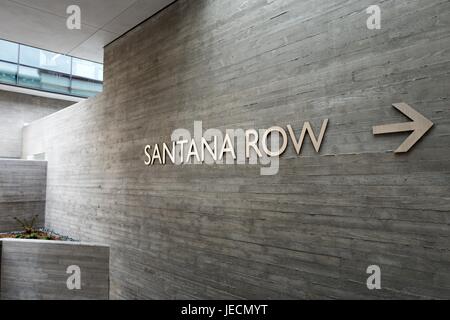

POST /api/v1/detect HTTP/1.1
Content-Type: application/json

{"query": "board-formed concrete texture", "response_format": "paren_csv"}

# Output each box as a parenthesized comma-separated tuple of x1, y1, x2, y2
(0, 239, 109, 300)
(0, 159, 46, 233)
(0, 90, 72, 159)
(22, 0, 450, 299)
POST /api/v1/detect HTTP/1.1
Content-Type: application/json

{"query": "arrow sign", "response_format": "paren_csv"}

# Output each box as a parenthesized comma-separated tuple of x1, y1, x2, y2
(373, 103, 433, 153)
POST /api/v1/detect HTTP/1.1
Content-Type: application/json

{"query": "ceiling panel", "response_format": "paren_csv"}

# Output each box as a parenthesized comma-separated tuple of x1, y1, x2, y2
(11, 0, 137, 29)
(69, 29, 117, 62)
(103, 0, 173, 35)
(0, 0, 95, 54)
(0, 0, 176, 63)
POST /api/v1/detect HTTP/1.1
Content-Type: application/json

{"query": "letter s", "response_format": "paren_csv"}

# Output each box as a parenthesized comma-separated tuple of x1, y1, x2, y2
(144, 145, 152, 165)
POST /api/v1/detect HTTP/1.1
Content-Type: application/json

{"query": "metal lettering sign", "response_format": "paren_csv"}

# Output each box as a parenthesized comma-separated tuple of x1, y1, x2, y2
(144, 120, 329, 167)
(373, 103, 433, 153)
(143, 102, 434, 175)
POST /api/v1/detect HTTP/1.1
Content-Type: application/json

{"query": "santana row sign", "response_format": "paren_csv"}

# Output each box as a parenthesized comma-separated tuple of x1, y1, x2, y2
(144, 119, 329, 176)
(143, 103, 433, 176)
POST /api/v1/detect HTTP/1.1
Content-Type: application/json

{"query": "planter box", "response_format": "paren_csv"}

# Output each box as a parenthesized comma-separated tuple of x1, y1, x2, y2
(0, 239, 109, 300)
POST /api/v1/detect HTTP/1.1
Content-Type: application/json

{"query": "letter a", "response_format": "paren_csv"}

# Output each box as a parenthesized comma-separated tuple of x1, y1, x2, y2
(66, 265, 81, 290)
(366, 265, 381, 290)
(67, 5, 81, 30)
(366, 5, 381, 30)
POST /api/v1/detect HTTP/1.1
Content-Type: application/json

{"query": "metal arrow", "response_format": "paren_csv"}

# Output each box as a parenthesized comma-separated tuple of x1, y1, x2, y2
(373, 103, 434, 153)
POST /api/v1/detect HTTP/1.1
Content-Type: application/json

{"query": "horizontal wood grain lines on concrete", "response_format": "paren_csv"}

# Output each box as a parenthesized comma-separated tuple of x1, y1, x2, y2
(0, 160, 46, 232)
(23, 0, 450, 299)
(0, 239, 109, 300)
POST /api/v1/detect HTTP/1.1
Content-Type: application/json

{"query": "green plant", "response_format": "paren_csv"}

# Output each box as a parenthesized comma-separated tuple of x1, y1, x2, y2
(13, 215, 39, 235)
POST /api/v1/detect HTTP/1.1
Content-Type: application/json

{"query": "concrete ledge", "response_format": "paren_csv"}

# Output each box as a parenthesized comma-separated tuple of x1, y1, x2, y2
(0, 239, 109, 300)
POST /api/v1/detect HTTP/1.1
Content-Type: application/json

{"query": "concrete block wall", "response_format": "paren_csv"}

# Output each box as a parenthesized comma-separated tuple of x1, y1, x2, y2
(0, 90, 73, 159)
(22, 0, 450, 299)
(0, 159, 46, 233)
(0, 239, 109, 300)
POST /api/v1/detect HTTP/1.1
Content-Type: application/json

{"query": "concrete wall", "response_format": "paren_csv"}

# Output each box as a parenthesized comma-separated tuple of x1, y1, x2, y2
(0, 90, 73, 159)
(23, 0, 450, 299)
(0, 239, 109, 300)
(0, 159, 46, 233)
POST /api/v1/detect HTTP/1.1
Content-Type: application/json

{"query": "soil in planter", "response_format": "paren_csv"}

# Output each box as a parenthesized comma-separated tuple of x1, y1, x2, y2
(0, 230, 61, 241)
(1, 216, 76, 241)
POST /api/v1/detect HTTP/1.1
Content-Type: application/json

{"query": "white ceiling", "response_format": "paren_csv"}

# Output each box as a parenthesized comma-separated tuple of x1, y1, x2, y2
(0, 0, 175, 63)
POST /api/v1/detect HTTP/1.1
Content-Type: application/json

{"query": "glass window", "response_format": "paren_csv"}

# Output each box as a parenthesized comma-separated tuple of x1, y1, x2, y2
(1, 40, 103, 98)
(71, 78, 103, 97)
(18, 66, 41, 89)
(19, 45, 71, 74)
(40, 71, 71, 94)
(0, 39, 19, 63)
(18, 66, 71, 95)
(72, 58, 103, 81)
(0, 61, 18, 84)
